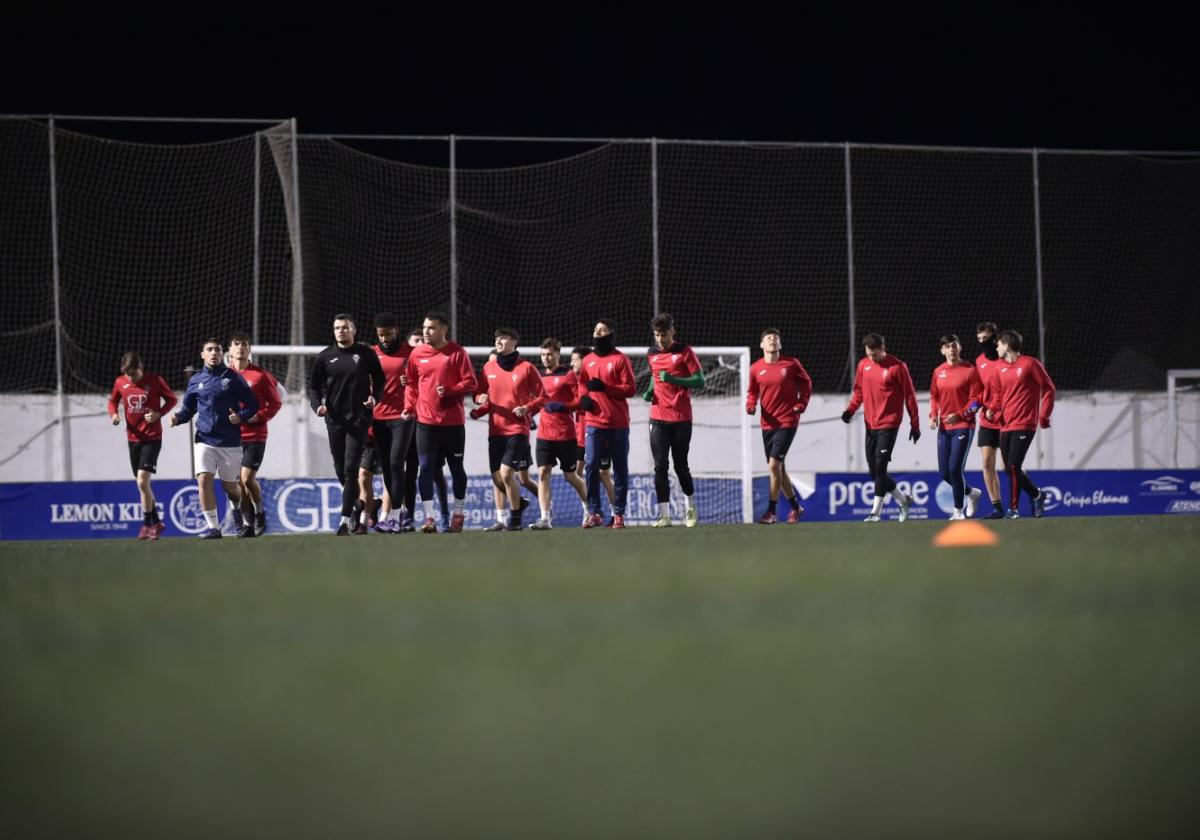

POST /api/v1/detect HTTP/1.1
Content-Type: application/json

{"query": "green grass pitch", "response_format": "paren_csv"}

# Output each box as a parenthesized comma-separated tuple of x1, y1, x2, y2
(3, 517, 1200, 838)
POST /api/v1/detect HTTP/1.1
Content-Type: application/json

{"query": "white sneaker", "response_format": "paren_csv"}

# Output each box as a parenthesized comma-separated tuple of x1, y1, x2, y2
(652, 512, 672, 528)
(898, 495, 912, 523)
(949, 510, 966, 520)
(529, 519, 553, 530)
(965, 488, 982, 518)
(863, 514, 881, 522)
(684, 506, 698, 528)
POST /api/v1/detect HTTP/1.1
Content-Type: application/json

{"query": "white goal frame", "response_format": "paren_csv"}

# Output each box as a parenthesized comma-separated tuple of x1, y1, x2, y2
(256, 344, 754, 523)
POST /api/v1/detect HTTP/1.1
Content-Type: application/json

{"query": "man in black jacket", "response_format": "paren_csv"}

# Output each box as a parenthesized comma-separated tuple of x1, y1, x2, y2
(308, 314, 386, 535)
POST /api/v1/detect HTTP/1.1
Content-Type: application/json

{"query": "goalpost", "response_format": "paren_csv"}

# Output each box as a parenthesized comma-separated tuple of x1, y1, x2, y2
(254, 344, 754, 524)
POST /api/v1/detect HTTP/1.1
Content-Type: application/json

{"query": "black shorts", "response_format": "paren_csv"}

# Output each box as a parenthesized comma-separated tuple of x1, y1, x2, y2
(537, 438, 577, 471)
(128, 441, 161, 476)
(489, 435, 532, 473)
(360, 441, 380, 473)
(577, 444, 610, 470)
(241, 441, 266, 471)
(977, 426, 1001, 448)
(762, 427, 798, 462)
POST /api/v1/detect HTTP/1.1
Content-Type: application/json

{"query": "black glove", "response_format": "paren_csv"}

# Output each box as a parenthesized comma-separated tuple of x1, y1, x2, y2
(585, 378, 606, 392)
(578, 395, 598, 414)
(529, 418, 537, 431)
(841, 411, 853, 424)
(545, 401, 565, 413)
(909, 426, 921, 444)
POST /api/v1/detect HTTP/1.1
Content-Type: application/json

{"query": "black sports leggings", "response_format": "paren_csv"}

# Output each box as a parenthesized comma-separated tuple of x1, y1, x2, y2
(327, 422, 369, 517)
(999, 430, 1039, 509)
(649, 420, 694, 503)
(864, 428, 899, 497)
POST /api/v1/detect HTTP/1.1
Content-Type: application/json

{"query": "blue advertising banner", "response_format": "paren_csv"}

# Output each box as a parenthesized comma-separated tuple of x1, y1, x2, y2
(2, 470, 1198, 540)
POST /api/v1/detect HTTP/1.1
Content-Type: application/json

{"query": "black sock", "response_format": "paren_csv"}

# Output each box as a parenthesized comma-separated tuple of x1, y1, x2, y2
(993, 501, 1003, 512)
(232, 508, 244, 528)
(786, 495, 800, 510)
(767, 499, 777, 515)
(351, 499, 365, 526)
(143, 510, 154, 526)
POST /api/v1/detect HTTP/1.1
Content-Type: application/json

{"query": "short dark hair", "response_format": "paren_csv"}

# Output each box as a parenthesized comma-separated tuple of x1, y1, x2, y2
(996, 329, 1023, 353)
(572, 345, 593, 358)
(862, 333, 885, 350)
(651, 313, 674, 332)
(424, 311, 450, 328)
(333, 314, 355, 329)
(227, 332, 250, 346)
(541, 337, 561, 351)
(939, 334, 960, 347)
(494, 326, 519, 342)
(374, 312, 399, 329)
(760, 327, 780, 340)
(120, 351, 142, 374)
(202, 337, 223, 350)
(975, 321, 998, 336)
(407, 326, 422, 338)
(596, 318, 615, 333)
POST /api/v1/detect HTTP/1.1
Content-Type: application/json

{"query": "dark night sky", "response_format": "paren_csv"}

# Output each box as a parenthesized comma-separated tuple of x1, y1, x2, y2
(6, 8, 1198, 154)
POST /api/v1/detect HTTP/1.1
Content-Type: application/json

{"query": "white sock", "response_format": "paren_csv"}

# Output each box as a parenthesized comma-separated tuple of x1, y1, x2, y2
(422, 500, 434, 519)
(685, 494, 694, 508)
(890, 489, 909, 506)
(203, 509, 219, 529)
(954, 507, 964, 515)
(453, 498, 465, 515)
(871, 496, 884, 515)
(496, 508, 508, 524)
(340, 515, 351, 527)
(658, 502, 669, 517)
(581, 499, 590, 515)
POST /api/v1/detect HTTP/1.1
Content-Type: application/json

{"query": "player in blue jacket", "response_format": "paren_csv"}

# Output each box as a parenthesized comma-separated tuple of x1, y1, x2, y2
(170, 337, 260, 539)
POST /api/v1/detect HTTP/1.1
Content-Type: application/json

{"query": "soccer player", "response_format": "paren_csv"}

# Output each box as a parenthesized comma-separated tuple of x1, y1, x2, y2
(974, 321, 1005, 519)
(169, 338, 260, 539)
(985, 329, 1056, 519)
(108, 351, 177, 540)
(227, 334, 281, 537)
(307, 314, 386, 536)
(529, 338, 589, 529)
(406, 326, 448, 530)
(644, 313, 705, 527)
(578, 320, 637, 529)
(474, 328, 546, 531)
(370, 313, 416, 533)
(571, 345, 614, 524)
(841, 333, 920, 522)
(402, 311, 477, 533)
(929, 334, 985, 520)
(745, 328, 813, 524)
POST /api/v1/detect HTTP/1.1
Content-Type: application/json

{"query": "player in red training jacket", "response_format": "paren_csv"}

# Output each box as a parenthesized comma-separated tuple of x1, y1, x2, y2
(984, 329, 1056, 519)
(842, 333, 920, 522)
(528, 337, 589, 530)
(644, 313, 705, 528)
(108, 351, 177, 540)
(368, 313, 416, 534)
(973, 320, 1006, 519)
(228, 334, 282, 537)
(578, 319, 637, 529)
(745, 327, 813, 524)
(473, 327, 546, 531)
(402, 310, 478, 533)
(928, 334, 984, 520)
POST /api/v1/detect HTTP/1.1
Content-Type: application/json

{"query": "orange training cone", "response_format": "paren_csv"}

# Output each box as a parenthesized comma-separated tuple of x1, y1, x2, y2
(932, 521, 1000, 547)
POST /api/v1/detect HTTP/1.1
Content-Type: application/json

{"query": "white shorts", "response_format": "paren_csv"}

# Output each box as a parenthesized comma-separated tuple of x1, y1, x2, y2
(194, 443, 242, 482)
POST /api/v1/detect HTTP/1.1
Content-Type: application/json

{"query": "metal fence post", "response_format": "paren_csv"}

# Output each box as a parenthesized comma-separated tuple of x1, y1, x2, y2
(651, 137, 660, 317)
(843, 141, 858, 472)
(252, 131, 262, 344)
(1032, 148, 1050, 467)
(449, 134, 458, 342)
(48, 115, 71, 481)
